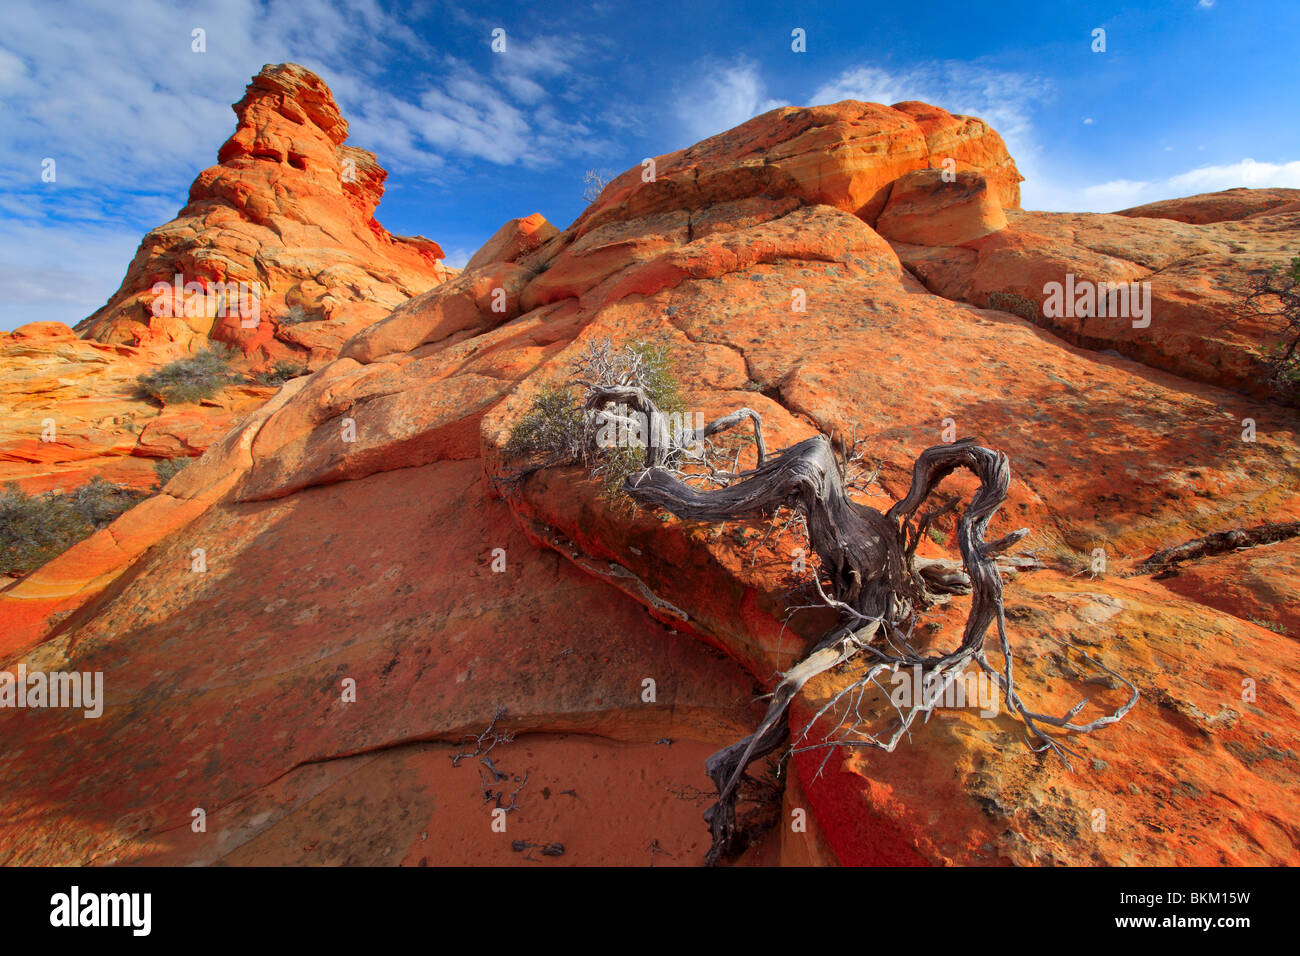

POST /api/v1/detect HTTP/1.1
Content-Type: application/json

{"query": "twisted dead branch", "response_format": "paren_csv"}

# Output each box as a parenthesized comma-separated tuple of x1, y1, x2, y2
(503, 340, 1138, 865)
(1133, 521, 1300, 577)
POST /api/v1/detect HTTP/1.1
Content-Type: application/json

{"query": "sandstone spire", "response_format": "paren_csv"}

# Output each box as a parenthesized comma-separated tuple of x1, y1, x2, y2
(77, 63, 453, 365)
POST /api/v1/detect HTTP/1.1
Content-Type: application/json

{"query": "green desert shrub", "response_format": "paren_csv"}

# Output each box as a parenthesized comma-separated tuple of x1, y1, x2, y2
(250, 359, 309, 387)
(276, 304, 318, 326)
(593, 444, 646, 500)
(0, 478, 147, 576)
(623, 339, 686, 416)
(136, 344, 238, 404)
(504, 385, 584, 463)
(504, 338, 686, 500)
(152, 457, 190, 488)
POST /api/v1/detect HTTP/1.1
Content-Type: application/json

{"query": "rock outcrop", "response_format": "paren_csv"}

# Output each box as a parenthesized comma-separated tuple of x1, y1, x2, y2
(76, 64, 453, 366)
(1117, 187, 1300, 225)
(2, 87, 1297, 866)
(876, 168, 1008, 246)
(0, 321, 272, 495)
(1, 64, 453, 506)
(889, 181, 1300, 398)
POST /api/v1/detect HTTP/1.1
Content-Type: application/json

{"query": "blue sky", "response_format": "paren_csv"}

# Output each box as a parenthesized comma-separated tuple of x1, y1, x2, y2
(1, 0, 1297, 331)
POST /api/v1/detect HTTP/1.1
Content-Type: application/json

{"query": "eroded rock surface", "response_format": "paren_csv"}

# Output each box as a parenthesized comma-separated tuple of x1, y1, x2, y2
(891, 182, 1299, 398)
(77, 63, 453, 365)
(0, 321, 273, 497)
(2, 83, 1297, 866)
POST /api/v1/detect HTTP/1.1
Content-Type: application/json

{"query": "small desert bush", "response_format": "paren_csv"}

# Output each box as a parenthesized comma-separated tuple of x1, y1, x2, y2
(0, 478, 147, 575)
(1240, 254, 1300, 401)
(504, 385, 585, 463)
(136, 345, 238, 404)
(277, 304, 318, 326)
(593, 444, 647, 500)
(504, 338, 686, 500)
(618, 339, 686, 416)
(152, 457, 190, 488)
(250, 360, 308, 387)
(988, 291, 1040, 323)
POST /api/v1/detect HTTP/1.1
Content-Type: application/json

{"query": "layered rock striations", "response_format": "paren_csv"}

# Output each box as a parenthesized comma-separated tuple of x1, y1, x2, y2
(1, 64, 453, 503)
(2, 80, 1297, 866)
(76, 63, 453, 365)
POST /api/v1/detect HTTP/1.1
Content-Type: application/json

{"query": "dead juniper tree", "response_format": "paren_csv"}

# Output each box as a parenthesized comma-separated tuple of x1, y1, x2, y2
(503, 338, 1138, 865)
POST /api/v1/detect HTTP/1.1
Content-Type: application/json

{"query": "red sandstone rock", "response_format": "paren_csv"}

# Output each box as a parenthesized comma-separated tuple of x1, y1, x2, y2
(0, 322, 268, 497)
(2, 80, 1297, 868)
(572, 100, 1021, 239)
(890, 201, 1300, 397)
(465, 213, 561, 271)
(75, 63, 453, 365)
(875, 168, 1008, 246)
(1116, 187, 1300, 224)
(0, 64, 454, 502)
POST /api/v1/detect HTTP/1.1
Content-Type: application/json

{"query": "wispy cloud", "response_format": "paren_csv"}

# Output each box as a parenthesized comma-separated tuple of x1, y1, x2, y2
(0, 0, 610, 327)
(1080, 159, 1300, 211)
(0, 0, 420, 204)
(0, 222, 143, 327)
(441, 247, 473, 270)
(347, 47, 609, 172)
(673, 58, 788, 145)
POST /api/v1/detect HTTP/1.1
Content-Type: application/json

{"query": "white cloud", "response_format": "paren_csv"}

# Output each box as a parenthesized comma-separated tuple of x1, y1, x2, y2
(0, 222, 143, 329)
(0, 1, 601, 193)
(674, 59, 788, 144)
(441, 248, 473, 270)
(346, 56, 607, 172)
(0, 0, 608, 329)
(1168, 158, 1300, 191)
(1077, 179, 1156, 210)
(1075, 159, 1300, 212)
(0, 0, 424, 202)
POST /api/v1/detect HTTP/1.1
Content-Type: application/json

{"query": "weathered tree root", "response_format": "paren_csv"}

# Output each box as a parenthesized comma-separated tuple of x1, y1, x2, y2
(596, 393, 1136, 864)
(506, 345, 1138, 865)
(1133, 521, 1300, 577)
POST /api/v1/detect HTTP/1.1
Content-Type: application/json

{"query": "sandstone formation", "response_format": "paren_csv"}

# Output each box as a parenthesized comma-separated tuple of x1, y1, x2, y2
(76, 63, 454, 367)
(1117, 187, 1300, 225)
(889, 181, 1300, 398)
(875, 168, 1008, 246)
(1, 64, 452, 511)
(2, 82, 1297, 866)
(0, 321, 272, 496)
